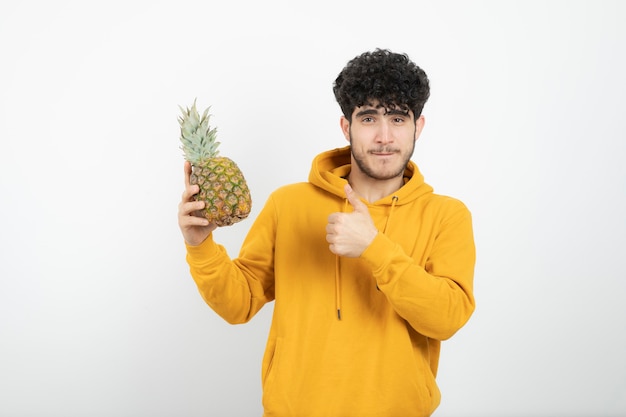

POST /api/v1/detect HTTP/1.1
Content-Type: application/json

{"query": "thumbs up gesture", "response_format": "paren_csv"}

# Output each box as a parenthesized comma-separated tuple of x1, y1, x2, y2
(326, 184, 378, 257)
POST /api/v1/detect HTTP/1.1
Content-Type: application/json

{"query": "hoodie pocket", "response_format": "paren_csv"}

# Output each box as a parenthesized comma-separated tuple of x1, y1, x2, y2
(262, 336, 284, 395)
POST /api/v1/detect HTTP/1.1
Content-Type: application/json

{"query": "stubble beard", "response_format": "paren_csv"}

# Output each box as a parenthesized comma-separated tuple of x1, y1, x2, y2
(349, 133, 415, 181)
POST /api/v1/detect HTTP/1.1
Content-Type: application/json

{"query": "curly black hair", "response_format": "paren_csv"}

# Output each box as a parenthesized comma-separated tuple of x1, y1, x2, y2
(333, 49, 430, 120)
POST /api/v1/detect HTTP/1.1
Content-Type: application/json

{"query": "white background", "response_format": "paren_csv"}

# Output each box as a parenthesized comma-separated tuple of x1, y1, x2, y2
(1, 1, 625, 416)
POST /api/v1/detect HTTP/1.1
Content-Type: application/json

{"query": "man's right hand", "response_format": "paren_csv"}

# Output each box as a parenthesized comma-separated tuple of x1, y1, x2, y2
(178, 161, 217, 246)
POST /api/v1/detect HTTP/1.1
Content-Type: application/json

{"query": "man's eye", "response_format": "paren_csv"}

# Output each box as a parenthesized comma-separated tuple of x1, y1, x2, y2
(363, 117, 374, 122)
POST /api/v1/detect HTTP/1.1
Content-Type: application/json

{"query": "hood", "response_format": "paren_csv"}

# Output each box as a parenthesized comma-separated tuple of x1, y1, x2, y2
(308, 146, 434, 204)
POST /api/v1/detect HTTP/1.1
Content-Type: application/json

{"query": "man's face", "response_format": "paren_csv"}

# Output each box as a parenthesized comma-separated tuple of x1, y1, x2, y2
(341, 103, 425, 181)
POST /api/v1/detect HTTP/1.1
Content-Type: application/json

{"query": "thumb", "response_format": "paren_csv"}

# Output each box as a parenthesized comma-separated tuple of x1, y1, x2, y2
(344, 184, 367, 212)
(184, 161, 192, 188)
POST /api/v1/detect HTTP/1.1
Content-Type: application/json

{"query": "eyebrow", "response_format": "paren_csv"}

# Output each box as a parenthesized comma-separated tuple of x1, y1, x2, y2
(384, 109, 410, 117)
(355, 108, 410, 117)
(355, 109, 379, 117)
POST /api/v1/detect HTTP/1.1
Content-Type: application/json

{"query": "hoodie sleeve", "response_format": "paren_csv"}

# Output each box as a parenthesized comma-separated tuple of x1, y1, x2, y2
(185, 196, 277, 325)
(360, 200, 476, 340)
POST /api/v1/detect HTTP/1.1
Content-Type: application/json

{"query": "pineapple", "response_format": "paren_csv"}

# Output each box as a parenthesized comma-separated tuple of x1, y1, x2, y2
(178, 99, 251, 226)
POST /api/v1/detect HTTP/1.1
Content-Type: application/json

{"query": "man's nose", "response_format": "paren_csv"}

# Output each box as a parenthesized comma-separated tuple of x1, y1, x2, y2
(376, 120, 393, 144)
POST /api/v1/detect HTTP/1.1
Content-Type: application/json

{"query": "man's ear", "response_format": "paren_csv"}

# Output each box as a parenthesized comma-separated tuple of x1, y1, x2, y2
(340, 116, 351, 142)
(414, 115, 425, 142)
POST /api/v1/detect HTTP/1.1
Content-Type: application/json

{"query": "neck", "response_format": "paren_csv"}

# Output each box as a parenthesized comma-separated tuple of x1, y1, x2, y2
(346, 171, 404, 203)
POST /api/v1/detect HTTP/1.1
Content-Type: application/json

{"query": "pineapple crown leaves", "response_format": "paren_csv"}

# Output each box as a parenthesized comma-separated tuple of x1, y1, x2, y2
(178, 99, 220, 164)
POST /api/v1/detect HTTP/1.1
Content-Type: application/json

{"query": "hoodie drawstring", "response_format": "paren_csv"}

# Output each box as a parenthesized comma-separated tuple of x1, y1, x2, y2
(334, 195, 399, 320)
(335, 198, 350, 320)
(383, 195, 399, 234)
(335, 255, 342, 320)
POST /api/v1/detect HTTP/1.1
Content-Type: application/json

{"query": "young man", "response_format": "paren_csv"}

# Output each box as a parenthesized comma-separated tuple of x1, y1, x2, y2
(178, 49, 476, 417)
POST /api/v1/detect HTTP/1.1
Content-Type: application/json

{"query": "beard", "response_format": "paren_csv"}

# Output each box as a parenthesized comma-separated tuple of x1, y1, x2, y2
(349, 132, 415, 181)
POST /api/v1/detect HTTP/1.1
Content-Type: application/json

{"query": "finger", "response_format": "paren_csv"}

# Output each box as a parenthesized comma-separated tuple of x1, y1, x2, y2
(180, 200, 205, 217)
(344, 184, 367, 212)
(328, 243, 338, 255)
(178, 204, 202, 226)
(184, 161, 192, 188)
(180, 215, 210, 229)
(181, 184, 200, 202)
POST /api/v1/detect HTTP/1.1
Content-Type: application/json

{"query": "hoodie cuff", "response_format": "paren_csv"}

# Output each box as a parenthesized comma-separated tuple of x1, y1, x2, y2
(361, 232, 397, 281)
(185, 234, 217, 261)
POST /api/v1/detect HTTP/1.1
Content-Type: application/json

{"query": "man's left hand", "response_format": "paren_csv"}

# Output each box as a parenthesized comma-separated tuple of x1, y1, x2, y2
(326, 184, 378, 257)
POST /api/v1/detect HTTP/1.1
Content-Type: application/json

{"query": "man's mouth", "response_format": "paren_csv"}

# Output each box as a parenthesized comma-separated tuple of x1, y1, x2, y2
(369, 148, 399, 156)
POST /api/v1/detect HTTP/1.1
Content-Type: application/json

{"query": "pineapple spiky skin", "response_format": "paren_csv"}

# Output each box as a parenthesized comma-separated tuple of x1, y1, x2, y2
(179, 100, 252, 226)
(190, 157, 251, 226)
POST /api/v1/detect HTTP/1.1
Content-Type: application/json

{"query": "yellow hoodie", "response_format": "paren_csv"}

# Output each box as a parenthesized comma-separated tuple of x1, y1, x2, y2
(185, 146, 476, 417)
